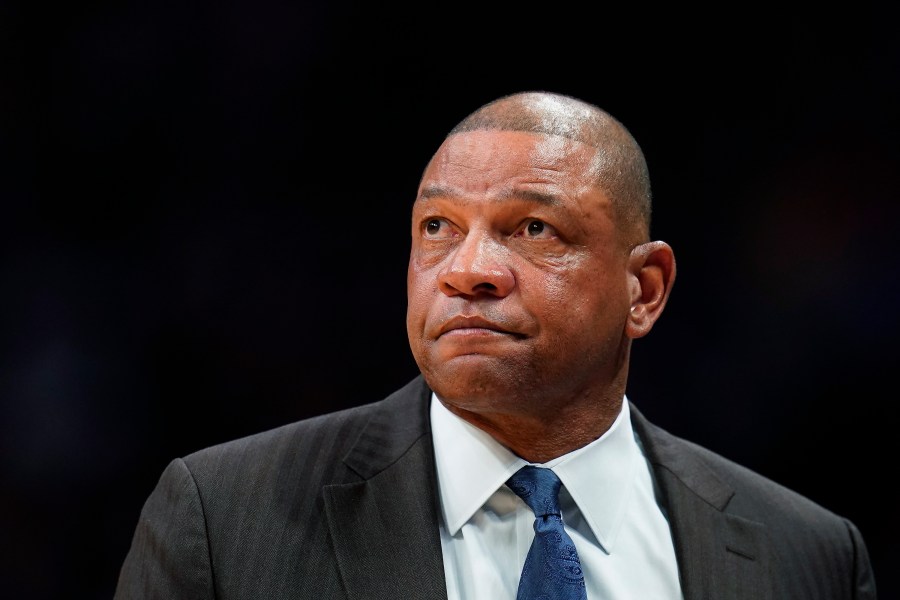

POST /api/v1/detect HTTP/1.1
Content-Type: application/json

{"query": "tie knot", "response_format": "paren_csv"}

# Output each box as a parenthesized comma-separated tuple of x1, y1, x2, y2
(506, 466, 562, 517)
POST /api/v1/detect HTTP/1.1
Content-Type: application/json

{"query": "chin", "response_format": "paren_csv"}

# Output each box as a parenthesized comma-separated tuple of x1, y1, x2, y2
(422, 358, 521, 408)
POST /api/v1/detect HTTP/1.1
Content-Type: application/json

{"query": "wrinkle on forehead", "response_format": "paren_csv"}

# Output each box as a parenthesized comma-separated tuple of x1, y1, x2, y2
(418, 184, 564, 207)
(438, 130, 601, 179)
(418, 131, 606, 209)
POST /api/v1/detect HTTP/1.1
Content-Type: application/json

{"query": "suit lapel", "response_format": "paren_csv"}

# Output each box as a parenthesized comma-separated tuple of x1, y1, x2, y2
(630, 405, 772, 600)
(322, 384, 772, 599)
(322, 377, 447, 600)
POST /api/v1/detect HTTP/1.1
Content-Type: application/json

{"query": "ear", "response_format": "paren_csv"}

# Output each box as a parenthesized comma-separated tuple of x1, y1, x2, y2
(626, 241, 676, 339)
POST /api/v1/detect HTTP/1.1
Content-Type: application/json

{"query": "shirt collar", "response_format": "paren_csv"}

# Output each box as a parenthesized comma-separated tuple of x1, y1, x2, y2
(430, 393, 640, 552)
(430, 394, 527, 535)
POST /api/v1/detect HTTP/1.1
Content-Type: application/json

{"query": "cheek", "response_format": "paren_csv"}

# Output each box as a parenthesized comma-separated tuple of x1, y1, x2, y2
(536, 274, 572, 320)
(531, 255, 599, 314)
(533, 263, 627, 333)
(406, 259, 436, 323)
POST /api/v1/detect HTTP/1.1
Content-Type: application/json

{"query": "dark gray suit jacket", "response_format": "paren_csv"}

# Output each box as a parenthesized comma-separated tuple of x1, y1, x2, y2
(114, 376, 877, 599)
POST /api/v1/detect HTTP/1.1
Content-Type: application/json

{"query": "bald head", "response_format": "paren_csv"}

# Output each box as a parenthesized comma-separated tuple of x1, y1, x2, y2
(446, 91, 652, 246)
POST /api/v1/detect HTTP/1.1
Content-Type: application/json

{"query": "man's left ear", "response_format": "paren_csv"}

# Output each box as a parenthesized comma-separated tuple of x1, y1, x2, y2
(626, 241, 676, 339)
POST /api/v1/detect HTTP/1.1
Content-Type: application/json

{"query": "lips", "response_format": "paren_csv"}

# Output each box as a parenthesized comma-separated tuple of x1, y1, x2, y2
(436, 315, 524, 338)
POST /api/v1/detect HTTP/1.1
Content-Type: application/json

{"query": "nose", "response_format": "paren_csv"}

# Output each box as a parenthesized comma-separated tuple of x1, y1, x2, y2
(438, 232, 515, 298)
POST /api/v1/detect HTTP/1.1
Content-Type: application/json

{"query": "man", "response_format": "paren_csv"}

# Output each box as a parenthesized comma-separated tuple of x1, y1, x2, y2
(115, 91, 877, 599)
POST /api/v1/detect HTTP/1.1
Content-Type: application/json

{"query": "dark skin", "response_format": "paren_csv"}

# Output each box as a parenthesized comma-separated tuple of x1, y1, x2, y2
(406, 127, 675, 463)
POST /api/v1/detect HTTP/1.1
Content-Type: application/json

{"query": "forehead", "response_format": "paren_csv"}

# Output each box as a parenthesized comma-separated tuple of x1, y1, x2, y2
(419, 130, 602, 199)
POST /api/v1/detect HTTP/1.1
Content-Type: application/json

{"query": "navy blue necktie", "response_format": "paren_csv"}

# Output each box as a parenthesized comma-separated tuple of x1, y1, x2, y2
(506, 466, 588, 600)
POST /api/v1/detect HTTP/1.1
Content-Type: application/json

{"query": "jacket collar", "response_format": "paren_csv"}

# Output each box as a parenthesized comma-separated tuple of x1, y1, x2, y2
(630, 403, 772, 600)
(322, 376, 448, 600)
(322, 378, 772, 600)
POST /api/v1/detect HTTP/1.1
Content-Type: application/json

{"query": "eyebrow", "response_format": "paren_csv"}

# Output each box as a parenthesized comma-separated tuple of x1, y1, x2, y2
(417, 185, 562, 206)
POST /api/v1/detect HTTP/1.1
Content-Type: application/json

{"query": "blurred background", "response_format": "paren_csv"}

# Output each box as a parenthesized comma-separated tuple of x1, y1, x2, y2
(2, 2, 898, 598)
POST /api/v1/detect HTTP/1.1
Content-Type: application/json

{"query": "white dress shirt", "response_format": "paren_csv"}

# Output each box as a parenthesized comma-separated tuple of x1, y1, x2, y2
(430, 393, 683, 600)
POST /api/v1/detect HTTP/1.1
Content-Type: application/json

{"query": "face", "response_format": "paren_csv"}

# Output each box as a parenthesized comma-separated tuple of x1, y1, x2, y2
(406, 130, 636, 416)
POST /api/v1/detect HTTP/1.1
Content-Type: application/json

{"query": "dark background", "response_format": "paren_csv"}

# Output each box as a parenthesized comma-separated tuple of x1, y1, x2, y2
(3, 3, 898, 598)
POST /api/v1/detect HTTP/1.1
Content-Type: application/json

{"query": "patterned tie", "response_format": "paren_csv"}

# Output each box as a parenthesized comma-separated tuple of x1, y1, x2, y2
(506, 466, 588, 600)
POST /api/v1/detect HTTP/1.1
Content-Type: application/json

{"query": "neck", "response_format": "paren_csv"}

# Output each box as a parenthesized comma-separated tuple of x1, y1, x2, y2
(440, 391, 624, 463)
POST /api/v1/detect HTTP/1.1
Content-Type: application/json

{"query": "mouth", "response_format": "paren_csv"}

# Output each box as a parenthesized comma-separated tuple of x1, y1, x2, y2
(437, 315, 526, 339)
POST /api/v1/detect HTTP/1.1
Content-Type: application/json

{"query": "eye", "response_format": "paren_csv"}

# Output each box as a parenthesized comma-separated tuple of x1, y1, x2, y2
(517, 219, 557, 239)
(422, 217, 454, 238)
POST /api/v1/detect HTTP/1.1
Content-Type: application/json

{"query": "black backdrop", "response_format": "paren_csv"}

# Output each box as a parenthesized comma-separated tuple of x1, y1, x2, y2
(3, 3, 899, 599)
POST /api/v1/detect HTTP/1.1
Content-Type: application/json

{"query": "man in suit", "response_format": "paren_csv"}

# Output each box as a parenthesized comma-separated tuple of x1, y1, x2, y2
(115, 91, 877, 599)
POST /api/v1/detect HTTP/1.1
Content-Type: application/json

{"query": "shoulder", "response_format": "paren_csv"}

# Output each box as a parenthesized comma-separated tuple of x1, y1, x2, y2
(179, 375, 431, 490)
(183, 398, 378, 470)
(675, 433, 844, 526)
(632, 406, 876, 597)
(630, 403, 851, 530)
